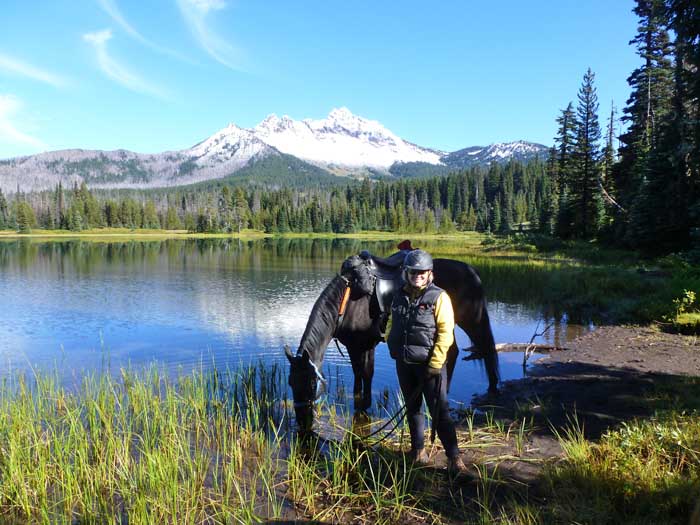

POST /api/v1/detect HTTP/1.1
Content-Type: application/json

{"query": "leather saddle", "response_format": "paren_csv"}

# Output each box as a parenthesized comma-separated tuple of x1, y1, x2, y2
(357, 249, 408, 314)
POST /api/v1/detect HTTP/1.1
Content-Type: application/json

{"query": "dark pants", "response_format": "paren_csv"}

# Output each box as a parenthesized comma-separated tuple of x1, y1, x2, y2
(395, 359, 459, 458)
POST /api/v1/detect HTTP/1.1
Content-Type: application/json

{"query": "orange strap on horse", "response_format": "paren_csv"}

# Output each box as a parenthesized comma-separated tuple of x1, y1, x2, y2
(338, 286, 351, 316)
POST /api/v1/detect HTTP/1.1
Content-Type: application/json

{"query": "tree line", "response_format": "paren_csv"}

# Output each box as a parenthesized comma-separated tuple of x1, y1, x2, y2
(0, 161, 551, 235)
(1, 0, 697, 253)
(546, 0, 698, 253)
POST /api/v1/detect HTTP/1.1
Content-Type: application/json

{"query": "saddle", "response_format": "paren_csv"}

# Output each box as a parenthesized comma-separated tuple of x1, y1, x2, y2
(357, 249, 408, 314)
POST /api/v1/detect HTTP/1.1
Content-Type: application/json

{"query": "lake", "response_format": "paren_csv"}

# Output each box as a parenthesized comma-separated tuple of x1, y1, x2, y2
(0, 237, 591, 409)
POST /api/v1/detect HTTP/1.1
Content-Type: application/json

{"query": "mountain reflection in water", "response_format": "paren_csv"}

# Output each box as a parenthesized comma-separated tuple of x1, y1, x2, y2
(0, 238, 592, 404)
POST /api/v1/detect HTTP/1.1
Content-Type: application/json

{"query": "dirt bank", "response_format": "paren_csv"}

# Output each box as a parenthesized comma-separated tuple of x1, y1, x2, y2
(485, 326, 700, 436)
(434, 326, 700, 487)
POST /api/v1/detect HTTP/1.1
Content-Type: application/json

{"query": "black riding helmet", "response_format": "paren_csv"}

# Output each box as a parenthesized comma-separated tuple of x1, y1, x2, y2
(403, 249, 433, 271)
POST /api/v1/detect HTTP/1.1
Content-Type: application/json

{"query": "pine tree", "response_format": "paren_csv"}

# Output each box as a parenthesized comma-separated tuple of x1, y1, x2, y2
(14, 201, 35, 233)
(142, 200, 160, 229)
(617, 0, 675, 246)
(666, 0, 700, 250)
(165, 207, 182, 230)
(0, 188, 7, 229)
(232, 188, 250, 233)
(554, 103, 577, 237)
(569, 68, 603, 238)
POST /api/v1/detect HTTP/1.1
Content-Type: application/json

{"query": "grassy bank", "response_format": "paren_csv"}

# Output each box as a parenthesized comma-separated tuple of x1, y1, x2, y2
(2, 364, 698, 524)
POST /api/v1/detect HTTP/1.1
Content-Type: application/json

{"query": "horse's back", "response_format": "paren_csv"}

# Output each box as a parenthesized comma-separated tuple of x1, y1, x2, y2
(432, 258, 484, 300)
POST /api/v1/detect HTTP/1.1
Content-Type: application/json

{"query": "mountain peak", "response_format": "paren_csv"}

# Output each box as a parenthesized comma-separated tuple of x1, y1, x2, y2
(326, 106, 359, 125)
(0, 107, 548, 194)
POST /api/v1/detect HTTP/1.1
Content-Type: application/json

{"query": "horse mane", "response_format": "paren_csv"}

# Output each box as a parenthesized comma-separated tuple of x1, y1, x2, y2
(297, 274, 347, 365)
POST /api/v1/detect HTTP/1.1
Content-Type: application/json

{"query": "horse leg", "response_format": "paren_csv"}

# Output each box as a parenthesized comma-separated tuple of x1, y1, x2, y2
(349, 351, 365, 411)
(361, 347, 375, 411)
(445, 337, 458, 393)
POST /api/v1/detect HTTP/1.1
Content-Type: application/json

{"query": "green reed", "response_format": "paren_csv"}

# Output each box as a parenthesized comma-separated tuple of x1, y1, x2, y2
(0, 363, 290, 523)
(3, 361, 696, 524)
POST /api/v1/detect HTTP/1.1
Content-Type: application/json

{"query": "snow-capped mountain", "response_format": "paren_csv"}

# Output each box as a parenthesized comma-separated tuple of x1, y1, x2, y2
(253, 107, 442, 168)
(0, 108, 548, 193)
(442, 141, 548, 168)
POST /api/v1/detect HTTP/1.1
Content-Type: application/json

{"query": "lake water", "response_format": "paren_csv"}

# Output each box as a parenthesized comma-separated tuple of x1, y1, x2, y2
(0, 238, 591, 408)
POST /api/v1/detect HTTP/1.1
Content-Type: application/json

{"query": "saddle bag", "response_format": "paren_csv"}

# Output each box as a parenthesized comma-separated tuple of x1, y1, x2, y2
(341, 255, 375, 296)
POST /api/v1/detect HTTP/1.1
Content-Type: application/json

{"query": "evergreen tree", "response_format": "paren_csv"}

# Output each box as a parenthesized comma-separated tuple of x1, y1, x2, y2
(14, 201, 36, 233)
(232, 188, 250, 232)
(554, 103, 577, 237)
(617, 0, 675, 246)
(165, 207, 182, 230)
(0, 189, 7, 229)
(142, 200, 160, 229)
(67, 203, 84, 231)
(666, 0, 700, 250)
(55, 182, 65, 229)
(569, 68, 603, 238)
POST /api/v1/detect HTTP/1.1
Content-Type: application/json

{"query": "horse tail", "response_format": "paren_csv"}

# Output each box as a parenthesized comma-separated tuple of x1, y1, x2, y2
(456, 273, 499, 390)
(473, 301, 500, 391)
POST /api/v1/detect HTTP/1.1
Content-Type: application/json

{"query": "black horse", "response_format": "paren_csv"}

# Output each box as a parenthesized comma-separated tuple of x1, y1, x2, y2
(285, 252, 499, 431)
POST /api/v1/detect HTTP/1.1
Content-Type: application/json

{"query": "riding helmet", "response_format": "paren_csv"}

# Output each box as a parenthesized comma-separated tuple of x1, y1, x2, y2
(403, 249, 433, 271)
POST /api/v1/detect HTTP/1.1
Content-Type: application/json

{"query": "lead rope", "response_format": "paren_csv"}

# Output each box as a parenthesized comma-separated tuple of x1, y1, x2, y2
(350, 380, 424, 447)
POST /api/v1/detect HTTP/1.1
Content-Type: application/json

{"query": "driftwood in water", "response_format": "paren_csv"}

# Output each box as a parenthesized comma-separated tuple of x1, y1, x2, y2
(462, 343, 566, 363)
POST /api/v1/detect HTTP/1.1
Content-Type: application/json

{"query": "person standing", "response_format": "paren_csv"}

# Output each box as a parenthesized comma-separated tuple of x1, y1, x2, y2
(386, 249, 467, 474)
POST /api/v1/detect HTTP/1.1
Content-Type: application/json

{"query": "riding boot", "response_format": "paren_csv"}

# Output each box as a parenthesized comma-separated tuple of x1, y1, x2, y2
(409, 448, 430, 466)
(447, 454, 468, 476)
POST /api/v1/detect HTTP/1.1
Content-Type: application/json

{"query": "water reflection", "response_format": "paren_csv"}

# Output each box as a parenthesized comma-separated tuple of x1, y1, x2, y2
(0, 238, 591, 403)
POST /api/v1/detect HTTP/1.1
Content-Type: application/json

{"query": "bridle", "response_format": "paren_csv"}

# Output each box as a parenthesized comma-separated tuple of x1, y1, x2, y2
(292, 353, 327, 409)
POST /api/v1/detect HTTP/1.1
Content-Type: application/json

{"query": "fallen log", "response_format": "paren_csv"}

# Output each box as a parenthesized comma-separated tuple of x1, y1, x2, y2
(463, 343, 566, 354)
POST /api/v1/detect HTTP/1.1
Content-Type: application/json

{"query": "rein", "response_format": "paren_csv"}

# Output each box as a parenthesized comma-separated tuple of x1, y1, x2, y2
(350, 381, 426, 447)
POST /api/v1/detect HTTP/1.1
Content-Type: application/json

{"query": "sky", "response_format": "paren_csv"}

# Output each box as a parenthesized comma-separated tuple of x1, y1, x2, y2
(0, 0, 641, 159)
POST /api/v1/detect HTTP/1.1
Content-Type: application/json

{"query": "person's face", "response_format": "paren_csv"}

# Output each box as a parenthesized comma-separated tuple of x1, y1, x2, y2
(407, 268, 431, 287)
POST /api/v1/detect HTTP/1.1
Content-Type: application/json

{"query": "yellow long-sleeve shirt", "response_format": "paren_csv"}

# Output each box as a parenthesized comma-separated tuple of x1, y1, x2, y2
(385, 285, 455, 370)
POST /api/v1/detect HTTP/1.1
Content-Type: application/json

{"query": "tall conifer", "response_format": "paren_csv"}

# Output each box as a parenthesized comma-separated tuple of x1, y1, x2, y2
(570, 68, 603, 238)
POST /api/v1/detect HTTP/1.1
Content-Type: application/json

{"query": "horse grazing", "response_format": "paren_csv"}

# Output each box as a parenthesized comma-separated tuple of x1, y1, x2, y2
(285, 250, 499, 431)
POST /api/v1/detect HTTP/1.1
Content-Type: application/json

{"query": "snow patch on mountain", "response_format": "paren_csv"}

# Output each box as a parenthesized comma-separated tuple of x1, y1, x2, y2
(0, 108, 549, 193)
(441, 140, 547, 168)
(252, 107, 442, 168)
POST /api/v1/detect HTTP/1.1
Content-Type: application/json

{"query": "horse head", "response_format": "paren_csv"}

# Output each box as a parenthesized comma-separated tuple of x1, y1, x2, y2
(285, 344, 326, 432)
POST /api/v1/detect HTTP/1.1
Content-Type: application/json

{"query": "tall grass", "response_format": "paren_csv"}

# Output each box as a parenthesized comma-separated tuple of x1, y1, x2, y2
(542, 410, 700, 524)
(3, 362, 699, 524)
(0, 362, 550, 524)
(0, 363, 290, 524)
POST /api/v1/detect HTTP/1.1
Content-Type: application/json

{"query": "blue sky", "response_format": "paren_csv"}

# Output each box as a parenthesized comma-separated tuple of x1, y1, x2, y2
(0, 0, 640, 159)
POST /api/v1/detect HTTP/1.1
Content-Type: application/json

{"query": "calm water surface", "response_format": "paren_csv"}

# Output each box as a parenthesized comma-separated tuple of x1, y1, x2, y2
(0, 238, 591, 407)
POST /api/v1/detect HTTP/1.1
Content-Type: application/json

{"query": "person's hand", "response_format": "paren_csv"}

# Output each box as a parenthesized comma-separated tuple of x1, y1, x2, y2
(425, 366, 441, 379)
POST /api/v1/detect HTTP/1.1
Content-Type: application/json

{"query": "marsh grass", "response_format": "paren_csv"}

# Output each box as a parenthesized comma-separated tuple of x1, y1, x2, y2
(0, 363, 291, 524)
(0, 360, 547, 524)
(542, 418, 700, 524)
(2, 363, 699, 524)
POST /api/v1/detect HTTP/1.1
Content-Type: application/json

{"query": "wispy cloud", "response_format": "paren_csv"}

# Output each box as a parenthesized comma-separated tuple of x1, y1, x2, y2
(83, 29, 170, 100)
(0, 53, 68, 88)
(0, 95, 46, 153)
(176, 0, 244, 71)
(96, 0, 193, 63)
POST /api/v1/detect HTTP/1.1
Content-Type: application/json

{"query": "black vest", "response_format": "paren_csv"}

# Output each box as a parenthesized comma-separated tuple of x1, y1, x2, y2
(387, 283, 443, 364)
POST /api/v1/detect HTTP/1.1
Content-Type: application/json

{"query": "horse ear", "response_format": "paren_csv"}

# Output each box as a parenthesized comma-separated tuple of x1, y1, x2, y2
(284, 344, 294, 363)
